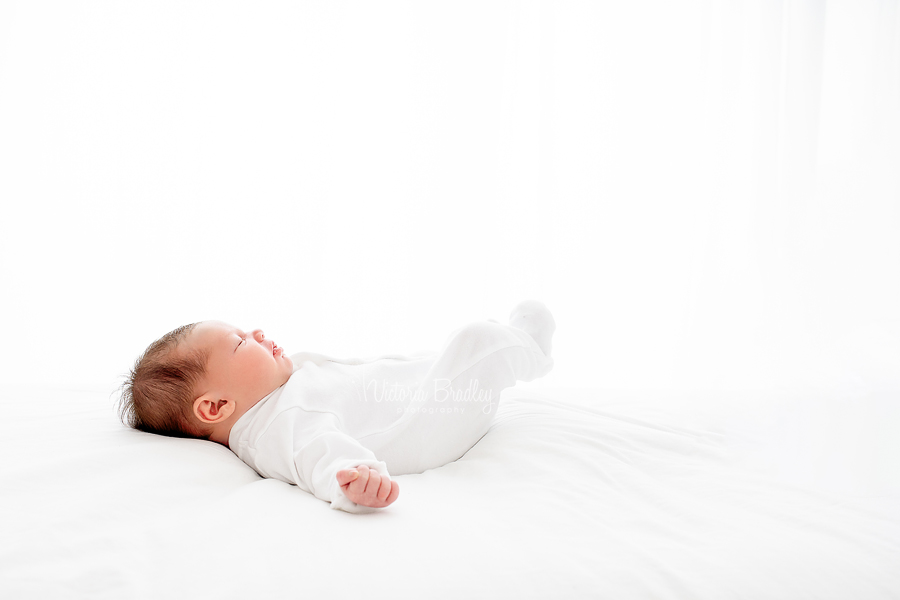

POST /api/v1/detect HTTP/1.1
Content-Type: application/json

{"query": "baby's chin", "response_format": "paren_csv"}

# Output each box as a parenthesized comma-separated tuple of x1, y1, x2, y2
(281, 356, 295, 379)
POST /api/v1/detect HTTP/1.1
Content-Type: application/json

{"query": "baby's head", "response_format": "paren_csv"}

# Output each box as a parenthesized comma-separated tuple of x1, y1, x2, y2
(119, 321, 294, 444)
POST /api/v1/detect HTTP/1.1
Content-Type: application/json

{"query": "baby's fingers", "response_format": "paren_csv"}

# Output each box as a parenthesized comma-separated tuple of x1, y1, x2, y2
(383, 480, 400, 506)
(348, 465, 370, 496)
(364, 469, 383, 497)
(361, 474, 399, 508)
(336, 468, 360, 487)
(375, 475, 393, 502)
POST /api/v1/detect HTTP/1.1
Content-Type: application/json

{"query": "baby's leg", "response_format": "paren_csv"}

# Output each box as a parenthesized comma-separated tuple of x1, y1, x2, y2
(426, 319, 554, 402)
(431, 301, 555, 412)
(383, 305, 555, 473)
(508, 299, 556, 356)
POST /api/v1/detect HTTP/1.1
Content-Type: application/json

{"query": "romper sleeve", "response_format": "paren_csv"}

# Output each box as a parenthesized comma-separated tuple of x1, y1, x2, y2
(292, 429, 391, 514)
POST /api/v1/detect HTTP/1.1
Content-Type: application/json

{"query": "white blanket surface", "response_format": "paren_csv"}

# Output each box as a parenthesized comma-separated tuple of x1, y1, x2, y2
(1, 384, 897, 599)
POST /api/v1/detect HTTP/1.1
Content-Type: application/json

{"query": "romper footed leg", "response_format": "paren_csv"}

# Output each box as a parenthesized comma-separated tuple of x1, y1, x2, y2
(382, 303, 555, 473)
(508, 299, 556, 357)
(428, 318, 554, 397)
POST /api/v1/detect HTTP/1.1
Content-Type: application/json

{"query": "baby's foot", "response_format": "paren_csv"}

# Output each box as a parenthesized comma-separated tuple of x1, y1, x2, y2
(508, 300, 556, 356)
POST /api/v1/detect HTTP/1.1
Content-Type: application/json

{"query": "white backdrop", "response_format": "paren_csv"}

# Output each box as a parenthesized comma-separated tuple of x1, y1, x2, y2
(0, 0, 898, 393)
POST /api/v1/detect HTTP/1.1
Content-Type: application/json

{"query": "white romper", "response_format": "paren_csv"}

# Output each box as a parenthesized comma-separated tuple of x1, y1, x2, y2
(228, 319, 553, 513)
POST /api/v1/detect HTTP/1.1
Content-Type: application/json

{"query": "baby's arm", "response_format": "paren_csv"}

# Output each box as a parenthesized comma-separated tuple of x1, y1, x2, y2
(291, 429, 393, 513)
(256, 410, 394, 513)
(336, 465, 400, 508)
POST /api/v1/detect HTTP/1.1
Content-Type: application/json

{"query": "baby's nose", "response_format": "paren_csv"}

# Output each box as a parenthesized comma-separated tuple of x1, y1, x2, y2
(253, 329, 265, 342)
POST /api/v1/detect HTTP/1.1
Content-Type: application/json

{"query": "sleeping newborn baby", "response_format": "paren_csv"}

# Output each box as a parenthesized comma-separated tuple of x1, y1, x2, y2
(119, 301, 555, 513)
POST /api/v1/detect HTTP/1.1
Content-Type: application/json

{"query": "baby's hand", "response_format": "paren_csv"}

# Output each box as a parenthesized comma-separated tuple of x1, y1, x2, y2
(336, 465, 400, 509)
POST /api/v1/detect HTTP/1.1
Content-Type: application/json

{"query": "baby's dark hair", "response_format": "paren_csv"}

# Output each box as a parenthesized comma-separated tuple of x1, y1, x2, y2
(118, 323, 213, 440)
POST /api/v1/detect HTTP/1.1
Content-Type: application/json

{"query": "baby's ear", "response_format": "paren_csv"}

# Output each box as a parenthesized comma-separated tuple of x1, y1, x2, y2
(193, 395, 235, 424)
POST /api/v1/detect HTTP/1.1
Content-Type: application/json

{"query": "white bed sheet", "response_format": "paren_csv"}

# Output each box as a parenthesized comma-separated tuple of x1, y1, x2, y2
(1, 384, 898, 599)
